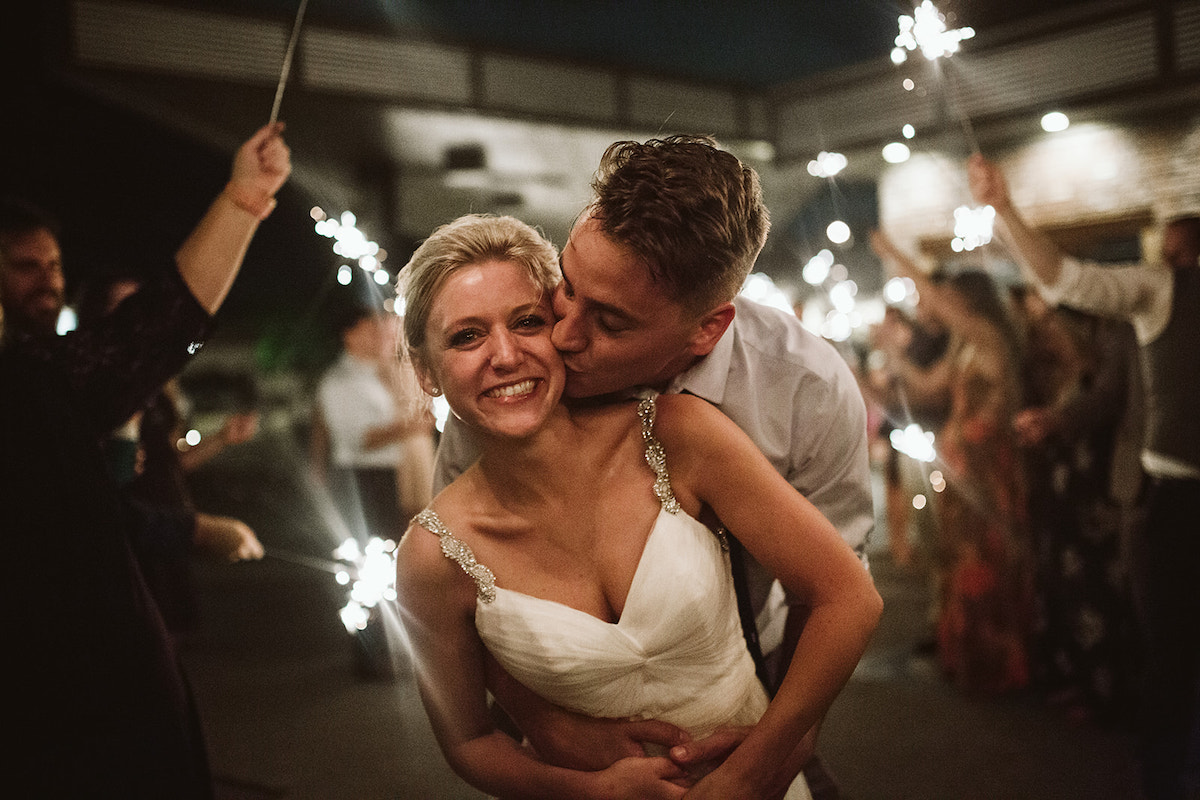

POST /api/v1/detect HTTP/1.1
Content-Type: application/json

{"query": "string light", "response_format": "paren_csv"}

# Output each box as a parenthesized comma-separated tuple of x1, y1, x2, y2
(826, 220, 852, 245)
(884, 276, 918, 305)
(740, 273, 796, 315)
(802, 249, 835, 286)
(822, 310, 854, 342)
(1041, 111, 1070, 132)
(892, 1, 975, 64)
(829, 280, 858, 314)
(882, 142, 912, 164)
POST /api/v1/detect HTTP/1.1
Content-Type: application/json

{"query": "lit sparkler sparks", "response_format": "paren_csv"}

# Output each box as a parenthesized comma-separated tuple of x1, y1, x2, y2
(335, 536, 398, 634)
(890, 422, 937, 463)
(312, 206, 390, 285)
(807, 151, 848, 179)
(951, 204, 996, 252)
(891, 1, 975, 64)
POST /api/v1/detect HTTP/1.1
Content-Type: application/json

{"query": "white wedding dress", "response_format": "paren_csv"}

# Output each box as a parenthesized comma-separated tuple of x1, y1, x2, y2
(415, 395, 811, 799)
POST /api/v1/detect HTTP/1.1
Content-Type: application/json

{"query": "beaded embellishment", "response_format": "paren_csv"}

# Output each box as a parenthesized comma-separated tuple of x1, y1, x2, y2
(637, 393, 682, 515)
(414, 509, 497, 604)
(638, 392, 728, 552)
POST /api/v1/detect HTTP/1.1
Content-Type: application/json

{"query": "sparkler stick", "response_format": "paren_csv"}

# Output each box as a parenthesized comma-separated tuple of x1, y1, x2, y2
(941, 60, 982, 156)
(892, 1, 981, 154)
(266, 547, 345, 575)
(269, 0, 309, 125)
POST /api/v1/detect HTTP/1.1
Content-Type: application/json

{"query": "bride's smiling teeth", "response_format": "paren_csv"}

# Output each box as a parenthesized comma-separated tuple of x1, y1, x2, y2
(485, 379, 536, 398)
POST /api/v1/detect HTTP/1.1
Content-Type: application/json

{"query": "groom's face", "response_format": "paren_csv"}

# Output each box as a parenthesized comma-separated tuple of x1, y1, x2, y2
(551, 213, 706, 399)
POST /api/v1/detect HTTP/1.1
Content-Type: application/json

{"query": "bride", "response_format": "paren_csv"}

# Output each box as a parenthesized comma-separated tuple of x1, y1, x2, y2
(394, 214, 881, 800)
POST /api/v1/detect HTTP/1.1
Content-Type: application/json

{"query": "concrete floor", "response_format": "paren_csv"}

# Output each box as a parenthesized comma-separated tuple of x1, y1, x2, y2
(182, 428, 1145, 800)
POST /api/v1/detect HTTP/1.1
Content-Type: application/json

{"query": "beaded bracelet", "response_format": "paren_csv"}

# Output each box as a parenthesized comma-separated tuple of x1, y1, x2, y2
(223, 182, 277, 220)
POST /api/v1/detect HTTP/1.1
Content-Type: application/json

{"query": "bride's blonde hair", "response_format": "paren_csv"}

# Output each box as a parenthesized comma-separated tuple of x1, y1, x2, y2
(398, 214, 560, 367)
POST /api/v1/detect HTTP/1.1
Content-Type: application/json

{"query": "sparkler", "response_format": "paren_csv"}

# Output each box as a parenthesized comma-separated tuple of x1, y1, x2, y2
(890, 0, 981, 153)
(335, 536, 399, 634)
(951, 204, 996, 252)
(891, 0, 975, 64)
(890, 422, 937, 463)
(269, 0, 309, 125)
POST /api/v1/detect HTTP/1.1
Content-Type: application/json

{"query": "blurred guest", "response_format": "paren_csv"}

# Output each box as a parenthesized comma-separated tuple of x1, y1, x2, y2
(864, 302, 952, 569)
(316, 307, 430, 541)
(971, 154, 1199, 799)
(0, 123, 289, 797)
(863, 300, 952, 665)
(0, 199, 64, 340)
(378, 313, 436, 524)
(76, 270, 264, 634)
(1014, 290, 1141, 723)
(873, 231, 1033, 695)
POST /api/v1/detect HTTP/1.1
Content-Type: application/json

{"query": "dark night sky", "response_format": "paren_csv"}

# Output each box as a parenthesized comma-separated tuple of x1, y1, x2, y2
(160, 0, 1105, 88)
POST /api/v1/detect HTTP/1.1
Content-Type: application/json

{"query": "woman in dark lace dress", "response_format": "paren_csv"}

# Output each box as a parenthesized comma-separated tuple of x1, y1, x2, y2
(1015, 290, 1141, 722)
(0, 123, 289, 797)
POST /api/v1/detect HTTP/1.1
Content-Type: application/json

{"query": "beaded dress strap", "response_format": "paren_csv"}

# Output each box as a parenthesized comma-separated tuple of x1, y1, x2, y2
(637, 392, 682, 514)
(636, 391, 729, 552)
(413, 509, 496, 604)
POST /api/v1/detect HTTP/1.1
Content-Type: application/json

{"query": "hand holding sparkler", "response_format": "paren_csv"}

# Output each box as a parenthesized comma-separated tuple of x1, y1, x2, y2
(966, 153, 1013, 216)
(225, 122, 291, 221)
(176, 123, 292, 313)
(966, 153, 1069, 286)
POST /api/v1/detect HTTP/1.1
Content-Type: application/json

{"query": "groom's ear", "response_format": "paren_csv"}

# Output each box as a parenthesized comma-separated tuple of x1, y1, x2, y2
(685, 301, 735, 358)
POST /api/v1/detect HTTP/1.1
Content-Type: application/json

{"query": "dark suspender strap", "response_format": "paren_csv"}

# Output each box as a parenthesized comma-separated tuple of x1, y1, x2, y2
(727, 534, 773, 694)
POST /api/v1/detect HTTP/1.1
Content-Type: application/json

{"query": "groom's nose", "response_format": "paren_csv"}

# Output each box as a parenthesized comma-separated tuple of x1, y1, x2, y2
(551, 285, 587, 354)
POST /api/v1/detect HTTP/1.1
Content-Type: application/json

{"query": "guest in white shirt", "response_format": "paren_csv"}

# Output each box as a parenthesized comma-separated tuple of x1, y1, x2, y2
(317, 308, 409, 541)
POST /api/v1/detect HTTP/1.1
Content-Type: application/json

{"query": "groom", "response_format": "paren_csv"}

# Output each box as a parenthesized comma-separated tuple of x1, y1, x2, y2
(433, 134, 873, 798)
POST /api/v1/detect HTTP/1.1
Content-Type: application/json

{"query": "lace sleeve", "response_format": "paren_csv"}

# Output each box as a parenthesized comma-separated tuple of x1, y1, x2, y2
(17, 266, 213, 435)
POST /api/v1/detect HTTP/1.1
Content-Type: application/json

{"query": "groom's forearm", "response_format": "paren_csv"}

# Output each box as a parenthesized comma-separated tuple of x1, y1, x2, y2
(484, 651, 685, 771)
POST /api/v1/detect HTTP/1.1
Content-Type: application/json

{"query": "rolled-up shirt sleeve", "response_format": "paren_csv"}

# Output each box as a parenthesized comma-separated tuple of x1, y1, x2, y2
(1035, 256, 1170, 345)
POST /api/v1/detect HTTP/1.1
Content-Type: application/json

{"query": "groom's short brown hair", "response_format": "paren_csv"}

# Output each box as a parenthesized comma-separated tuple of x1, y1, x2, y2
(587, 135, 769, 316)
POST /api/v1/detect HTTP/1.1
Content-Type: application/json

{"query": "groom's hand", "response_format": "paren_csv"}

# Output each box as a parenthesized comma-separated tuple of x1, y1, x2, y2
(669, 725, 751, 773)
(671, 724, 817, 799)
(671, 723, 817, 772)
(525, 707, 691, 771)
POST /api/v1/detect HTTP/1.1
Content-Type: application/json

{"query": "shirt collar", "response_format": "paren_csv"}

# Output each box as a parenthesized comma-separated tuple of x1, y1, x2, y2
(667, 312, 734, 405)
